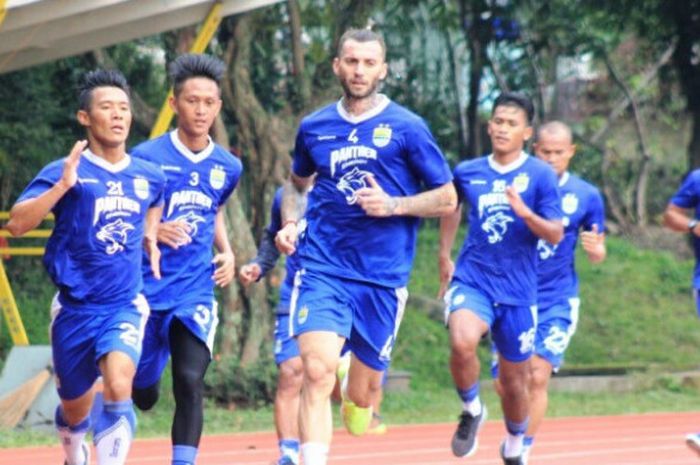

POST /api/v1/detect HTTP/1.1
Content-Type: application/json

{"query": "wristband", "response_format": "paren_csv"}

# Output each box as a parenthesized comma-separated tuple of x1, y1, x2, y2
(689, 219, 698, 233)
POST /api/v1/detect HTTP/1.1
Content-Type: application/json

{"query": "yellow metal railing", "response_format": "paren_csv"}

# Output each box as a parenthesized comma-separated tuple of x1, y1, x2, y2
(149, 1, 224, 139)
(0, 0, 6, 32)
(0, 212, 54, 345)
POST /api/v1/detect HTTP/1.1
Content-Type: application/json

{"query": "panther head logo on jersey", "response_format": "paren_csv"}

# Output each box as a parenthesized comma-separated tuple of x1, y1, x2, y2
(96, 218, 135, 255)
(482, 211, 514, 244)
(336, 167, 371, 204)
(172, 210, 206, 238)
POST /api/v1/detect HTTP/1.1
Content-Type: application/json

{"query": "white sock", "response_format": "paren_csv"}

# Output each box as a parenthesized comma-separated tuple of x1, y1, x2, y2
(57, 427, 88, 465)
(55, 407, 89, 465)
(462, 396, 482, 416)
(522, 444, 531, 465)
(504, 432, 524, 458)
(301, 442, 329, 465)
(94, 416, 132, 465)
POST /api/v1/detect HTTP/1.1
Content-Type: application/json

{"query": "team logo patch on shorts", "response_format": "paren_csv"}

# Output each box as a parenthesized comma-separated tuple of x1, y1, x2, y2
(133, 178, 150, 199)
(297, 305, 309, 324)
(275, 338, 282, 355)
(452, 294, 466, 306)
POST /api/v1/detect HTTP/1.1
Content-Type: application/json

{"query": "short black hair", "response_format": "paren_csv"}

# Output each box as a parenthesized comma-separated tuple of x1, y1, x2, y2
(337, 28, 386, 60)
(78, 69, 130, 111)
(169, 54, 226, 96)
(492, 92, 535, 124)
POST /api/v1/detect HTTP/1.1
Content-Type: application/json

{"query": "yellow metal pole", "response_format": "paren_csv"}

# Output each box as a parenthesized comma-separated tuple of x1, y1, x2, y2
(149, 1, 224, 139)
(0, 0, 6, 32)
(0, 260, 29, 345)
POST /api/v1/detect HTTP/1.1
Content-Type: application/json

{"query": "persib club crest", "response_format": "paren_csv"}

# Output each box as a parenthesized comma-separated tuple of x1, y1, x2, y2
(297, 305, 309, 325)
(372, 124, 392, 148)
(512, 172, 530, 193)
(562, 193, 579, 214)
(209, 166, 226, 190)
(133, 178, 149, 200)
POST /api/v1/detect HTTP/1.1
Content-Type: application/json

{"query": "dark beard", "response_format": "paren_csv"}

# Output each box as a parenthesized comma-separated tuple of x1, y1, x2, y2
(339, 77, 380, 100)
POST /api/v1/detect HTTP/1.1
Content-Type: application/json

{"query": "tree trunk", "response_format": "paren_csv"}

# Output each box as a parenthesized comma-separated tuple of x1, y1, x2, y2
(287, 0, 310, 111)
(461, 0, 489, 159)
(210, 114, 273, 367)
(669, 0, 700, 168)
(444, 28, 468, 156)
(603, 53, 652, 226)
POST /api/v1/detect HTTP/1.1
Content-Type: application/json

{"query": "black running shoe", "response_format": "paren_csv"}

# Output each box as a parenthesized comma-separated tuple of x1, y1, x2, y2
(450, 405, 487, 457)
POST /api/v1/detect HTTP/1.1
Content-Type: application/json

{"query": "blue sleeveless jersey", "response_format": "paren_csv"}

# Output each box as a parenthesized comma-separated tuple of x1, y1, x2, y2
(292, 96, 452, 287)
(670, 169, 700, 288)
(536, 172, 605, 306)
(16, 150, 166, 311)
(131, 131, 242, 308)
(452, 153, 562, 306)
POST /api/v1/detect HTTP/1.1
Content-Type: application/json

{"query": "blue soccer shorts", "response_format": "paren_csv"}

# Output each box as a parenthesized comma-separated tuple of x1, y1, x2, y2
(490, 296, 580, 376)
(533, 297, 580, 371)
(133, 298, 218, 389)
(50, 293, 150, 400)
(273, 313, 300, 365)
(289, 269, 408, 371)
(443, 279, 536, 363)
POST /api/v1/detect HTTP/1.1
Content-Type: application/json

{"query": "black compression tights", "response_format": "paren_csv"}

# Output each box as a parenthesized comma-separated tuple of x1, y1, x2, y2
(132, 318, 211, 446)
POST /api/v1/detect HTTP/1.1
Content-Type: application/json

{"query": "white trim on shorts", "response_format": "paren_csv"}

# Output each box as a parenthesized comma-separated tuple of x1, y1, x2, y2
(566, 296, 581, 337)
(288, 269, 304, 337)
(205, 299, 219, 353)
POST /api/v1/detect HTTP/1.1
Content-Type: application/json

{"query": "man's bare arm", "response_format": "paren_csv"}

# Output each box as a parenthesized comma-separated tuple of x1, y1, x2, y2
(437, 204, 462, 298)
(280, 173, 312, 223)
(276, 174, 312, 254)
(664, 203, 698, 234)
(356, 178, 458, 218)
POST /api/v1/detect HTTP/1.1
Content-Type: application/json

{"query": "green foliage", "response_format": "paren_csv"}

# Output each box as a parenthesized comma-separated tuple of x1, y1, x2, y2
(204, 352, 278, 408)
(570, 236, 700, 367)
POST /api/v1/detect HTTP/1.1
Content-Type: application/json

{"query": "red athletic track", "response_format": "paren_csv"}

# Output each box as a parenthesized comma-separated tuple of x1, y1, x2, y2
(2, 411, 699, 465)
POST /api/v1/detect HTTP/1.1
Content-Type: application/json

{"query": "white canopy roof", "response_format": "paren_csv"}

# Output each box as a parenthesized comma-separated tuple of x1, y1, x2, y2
(0, 0, 282, 73)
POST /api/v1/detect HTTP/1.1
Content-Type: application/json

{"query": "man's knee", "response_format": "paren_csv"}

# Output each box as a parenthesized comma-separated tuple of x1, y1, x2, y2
(278, 358, 304, 394)
(103, 375, 133, 401)
(529, 358, 552, 392)
(173, 364, 206, 400)
(499, 360, 530, 396)
(302, 353, 336, 389)
(132, 383, 160, 411)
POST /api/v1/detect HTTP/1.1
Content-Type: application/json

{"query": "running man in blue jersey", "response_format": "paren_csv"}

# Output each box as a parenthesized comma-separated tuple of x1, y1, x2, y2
(493, 121, 606, 464)
(275, 28, 457, 465)
(438, 93, 563, 465)
(5, 70, 165, 465)
(240, 185, 307, 465)
(663, 165, 700, 457)
(129, 54, 242, 465)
